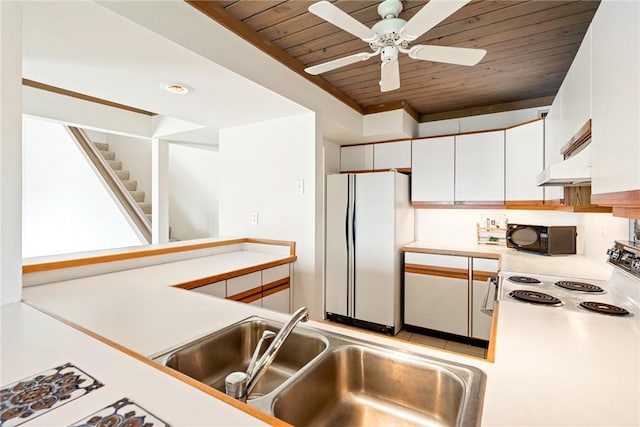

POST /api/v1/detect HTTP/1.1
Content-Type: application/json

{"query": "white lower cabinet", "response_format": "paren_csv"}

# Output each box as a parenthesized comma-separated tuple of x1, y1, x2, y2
(192, 280, 225, 298)
(262, 288, 290, 313)
(405, 272, 468, 336)
(190, 263, 291, 313)
(404, 252, 497, 340)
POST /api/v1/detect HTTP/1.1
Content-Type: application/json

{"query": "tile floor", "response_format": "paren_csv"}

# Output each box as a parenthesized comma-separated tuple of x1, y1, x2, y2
(395, 329, 488, 358)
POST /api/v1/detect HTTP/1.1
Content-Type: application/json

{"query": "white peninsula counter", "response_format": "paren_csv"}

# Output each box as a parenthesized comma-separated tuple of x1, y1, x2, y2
(3, 238, 639, 426)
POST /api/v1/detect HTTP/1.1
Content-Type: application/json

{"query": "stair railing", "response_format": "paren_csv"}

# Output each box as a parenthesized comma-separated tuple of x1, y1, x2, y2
(66, 126, 152, 243)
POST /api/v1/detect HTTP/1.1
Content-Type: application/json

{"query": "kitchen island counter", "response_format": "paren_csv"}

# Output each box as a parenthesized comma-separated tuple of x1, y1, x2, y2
(10, 244, 640, 426)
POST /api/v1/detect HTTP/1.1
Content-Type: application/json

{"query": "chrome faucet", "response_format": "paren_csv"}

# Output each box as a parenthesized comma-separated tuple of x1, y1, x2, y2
(225, 307, 309, 402)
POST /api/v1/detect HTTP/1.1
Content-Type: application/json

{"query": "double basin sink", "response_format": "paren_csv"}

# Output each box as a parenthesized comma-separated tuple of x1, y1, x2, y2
(152, 317, 486, 426)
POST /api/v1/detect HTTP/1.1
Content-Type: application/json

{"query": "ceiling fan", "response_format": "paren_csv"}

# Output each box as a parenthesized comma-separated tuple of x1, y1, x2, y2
(305, 0, 487, 92)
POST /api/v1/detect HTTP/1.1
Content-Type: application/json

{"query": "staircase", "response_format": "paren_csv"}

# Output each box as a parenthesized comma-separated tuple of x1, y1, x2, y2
(93, 142, 153, 224)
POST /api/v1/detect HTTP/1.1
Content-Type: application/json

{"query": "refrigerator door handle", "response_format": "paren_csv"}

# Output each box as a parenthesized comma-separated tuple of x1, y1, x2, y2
(350, 175, 357, 317)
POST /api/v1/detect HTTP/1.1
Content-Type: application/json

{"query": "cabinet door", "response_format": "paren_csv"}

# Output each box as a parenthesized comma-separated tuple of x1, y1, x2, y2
(411, 136, 455, 202)
(455, 131, 505, 202)
(591, 1, 640, 194)
(227, 271, 261, 300)
(471, 258, 499, 340)
(404, 253, 468, 336)
(505, 120, 544, 201)
(340, 145, 373, 172)
(192, 280, 226, 298)
(373, 141, 411, 170)
(262, 287, 290, 313)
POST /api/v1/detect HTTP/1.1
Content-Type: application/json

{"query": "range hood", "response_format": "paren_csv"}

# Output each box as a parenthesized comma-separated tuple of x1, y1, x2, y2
(536, 143, 592, 187)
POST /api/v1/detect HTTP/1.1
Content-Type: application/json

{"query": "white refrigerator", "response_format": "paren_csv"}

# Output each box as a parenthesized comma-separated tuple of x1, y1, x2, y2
(325, 171, 414, 335)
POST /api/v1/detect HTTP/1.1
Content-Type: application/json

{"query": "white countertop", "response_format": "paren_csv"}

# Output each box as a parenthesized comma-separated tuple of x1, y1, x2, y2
(0, 303, 268, 427)
(9, 246, 640, 426)
(404, 241, 614, 280)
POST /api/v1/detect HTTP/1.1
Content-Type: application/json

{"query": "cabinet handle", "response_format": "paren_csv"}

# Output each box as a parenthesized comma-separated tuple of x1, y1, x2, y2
(481, 276, 498, 313)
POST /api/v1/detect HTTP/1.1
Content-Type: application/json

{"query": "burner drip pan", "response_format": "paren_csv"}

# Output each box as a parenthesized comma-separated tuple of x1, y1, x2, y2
(554, 281, 604, 293)
(579, 302, 630, 316)
(508, 290, 562, 305)
(507, 276, 541, 284)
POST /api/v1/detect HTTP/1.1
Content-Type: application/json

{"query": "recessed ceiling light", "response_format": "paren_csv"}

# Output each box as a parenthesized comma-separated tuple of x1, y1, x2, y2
(164, 83, 192, 95)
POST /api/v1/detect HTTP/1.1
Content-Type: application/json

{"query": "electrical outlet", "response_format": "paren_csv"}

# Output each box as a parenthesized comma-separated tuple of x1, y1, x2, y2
(251, 212, 258, 225)
(296, 179, 304, 194)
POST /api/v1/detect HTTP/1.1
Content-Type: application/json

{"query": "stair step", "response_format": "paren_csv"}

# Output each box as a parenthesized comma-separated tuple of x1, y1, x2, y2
(100, 151, 116, 161)
(108, 160, 123, 170)
(138, 202, 152, 214)
(129, 191, 145, 202)
(94, 142, 109, 151)
(122, 180, 137, 191)
(115, 170, 130, 180)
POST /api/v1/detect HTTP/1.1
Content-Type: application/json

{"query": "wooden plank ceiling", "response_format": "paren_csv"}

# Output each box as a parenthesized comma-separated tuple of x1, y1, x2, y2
(187, 0, 599, 121)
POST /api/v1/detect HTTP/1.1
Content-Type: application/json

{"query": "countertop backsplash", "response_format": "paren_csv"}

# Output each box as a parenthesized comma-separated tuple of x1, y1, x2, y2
(414, 208, 629, 261)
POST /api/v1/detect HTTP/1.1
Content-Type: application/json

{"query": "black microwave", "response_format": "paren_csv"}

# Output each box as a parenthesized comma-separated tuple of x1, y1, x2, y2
(506, 224, 577, 255)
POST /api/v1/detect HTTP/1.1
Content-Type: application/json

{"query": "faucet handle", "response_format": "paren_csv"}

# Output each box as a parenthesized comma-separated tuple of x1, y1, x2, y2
(246, 330, 276, 376)
(225, 371, 249, 403)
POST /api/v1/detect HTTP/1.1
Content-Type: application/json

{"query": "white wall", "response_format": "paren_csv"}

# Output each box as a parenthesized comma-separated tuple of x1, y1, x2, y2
(218, 113, 319, 318)
(22, 117, 144, 258)
(1, 0, 23, 305)
(323, 139, 341, 175)
(419, 106, 549, 137)
(414, 208, 628, 263)
(169, 143, 219, 240)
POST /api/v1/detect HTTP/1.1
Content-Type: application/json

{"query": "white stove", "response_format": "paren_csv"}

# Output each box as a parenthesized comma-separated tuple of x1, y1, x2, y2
(495, 241, 640, 318)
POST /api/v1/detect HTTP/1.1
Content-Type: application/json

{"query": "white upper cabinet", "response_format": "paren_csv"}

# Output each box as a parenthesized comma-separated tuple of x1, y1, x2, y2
(455, 131, 505, 202)
(373, 140, 411, 170)
(340, 144, 373, 172)
(591, 1, 640, 195)
(544, 27, 592, 200)
(411, 136, 455, 202)
(505, 120, 544, 201)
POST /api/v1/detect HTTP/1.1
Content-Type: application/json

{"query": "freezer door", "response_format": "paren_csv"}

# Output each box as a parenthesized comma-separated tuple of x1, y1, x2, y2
(353, 172, 396, 326)
(325, 174, 351, 317)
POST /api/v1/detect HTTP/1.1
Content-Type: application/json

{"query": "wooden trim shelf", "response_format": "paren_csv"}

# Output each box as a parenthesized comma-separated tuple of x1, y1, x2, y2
(472, 271, 498, 282)
(173, 257, 296, 291)
(560, 119, 591, 158)
(405, 264, 468, 280)
(262, 281, 290, 298)
(412, 200, 612, 213)
(592, 189, 640, 219)
(23, 238, 296, 274)
(262, 277, 290, 293)
(231, 286, 263, 304)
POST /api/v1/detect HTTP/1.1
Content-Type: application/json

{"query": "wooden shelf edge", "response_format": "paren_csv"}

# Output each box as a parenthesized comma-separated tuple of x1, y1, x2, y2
(23, 238, 296, 274)
(412, 200, 612, 213)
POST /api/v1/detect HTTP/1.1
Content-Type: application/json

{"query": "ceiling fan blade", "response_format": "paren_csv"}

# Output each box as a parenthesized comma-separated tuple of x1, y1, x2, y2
(305, 52, 375, 75)
(408, 44, 487, 66)
(400, 0, 471, 41)
(308, 1, 377, 42)
(379, 60, 400, 92)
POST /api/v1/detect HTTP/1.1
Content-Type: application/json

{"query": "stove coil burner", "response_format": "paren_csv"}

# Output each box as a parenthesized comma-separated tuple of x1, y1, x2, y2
(554, 281, 604, 293)
(508, 290, 562, 305)
(579, 301, 630, 316)
(507, 276, 541, 284)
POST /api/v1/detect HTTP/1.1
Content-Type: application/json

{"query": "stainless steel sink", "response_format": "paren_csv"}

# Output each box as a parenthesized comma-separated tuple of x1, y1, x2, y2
(271, 345, 479, 427)
(154, 317, 485, 426)
(152, 318, 328, 398)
